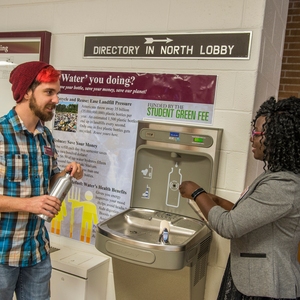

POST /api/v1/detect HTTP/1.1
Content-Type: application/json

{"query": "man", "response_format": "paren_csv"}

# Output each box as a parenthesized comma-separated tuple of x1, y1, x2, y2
(0, 61, 84, 300)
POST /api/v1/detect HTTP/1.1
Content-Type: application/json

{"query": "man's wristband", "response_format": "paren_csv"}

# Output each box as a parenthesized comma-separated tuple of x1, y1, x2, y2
(191, 188, 207, 201)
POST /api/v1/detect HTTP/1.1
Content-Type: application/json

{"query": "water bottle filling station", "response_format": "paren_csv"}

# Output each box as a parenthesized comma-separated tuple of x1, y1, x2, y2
(95, 121, 222, 300)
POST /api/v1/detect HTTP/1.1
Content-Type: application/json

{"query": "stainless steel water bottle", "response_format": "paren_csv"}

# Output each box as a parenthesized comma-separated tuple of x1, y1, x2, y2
(38, 172, 73, 222)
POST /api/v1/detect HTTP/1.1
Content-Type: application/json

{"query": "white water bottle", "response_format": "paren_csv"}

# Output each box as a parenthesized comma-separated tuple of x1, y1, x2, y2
(38, 172, 72, 222)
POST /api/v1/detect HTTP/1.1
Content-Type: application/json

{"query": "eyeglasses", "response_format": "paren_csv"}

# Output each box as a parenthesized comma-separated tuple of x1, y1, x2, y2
(251, 130, 264, 138)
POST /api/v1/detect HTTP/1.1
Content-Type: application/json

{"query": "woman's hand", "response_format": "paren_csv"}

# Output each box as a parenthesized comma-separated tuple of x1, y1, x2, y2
(179, 181, 201, 199)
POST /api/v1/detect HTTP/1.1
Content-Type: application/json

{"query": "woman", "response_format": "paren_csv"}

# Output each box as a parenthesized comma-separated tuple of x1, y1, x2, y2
(179, 96, 300, 300)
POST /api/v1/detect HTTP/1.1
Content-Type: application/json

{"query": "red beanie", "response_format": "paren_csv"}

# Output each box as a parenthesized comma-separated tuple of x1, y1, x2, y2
(9, 61, 50, 103)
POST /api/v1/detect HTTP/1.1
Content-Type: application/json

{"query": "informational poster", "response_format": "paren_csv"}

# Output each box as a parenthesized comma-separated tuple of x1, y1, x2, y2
(48, 70, 217, 244)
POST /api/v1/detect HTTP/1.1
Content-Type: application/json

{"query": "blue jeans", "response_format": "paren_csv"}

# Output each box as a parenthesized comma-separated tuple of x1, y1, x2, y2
(0, 255, 51, 300)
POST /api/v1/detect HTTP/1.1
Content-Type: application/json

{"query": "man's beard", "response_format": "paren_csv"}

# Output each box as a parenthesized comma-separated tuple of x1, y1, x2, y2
(29, 94, 55, 122)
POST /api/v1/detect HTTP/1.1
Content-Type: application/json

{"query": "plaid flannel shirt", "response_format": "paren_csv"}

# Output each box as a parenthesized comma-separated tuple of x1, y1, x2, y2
(0, 108, 60, 267)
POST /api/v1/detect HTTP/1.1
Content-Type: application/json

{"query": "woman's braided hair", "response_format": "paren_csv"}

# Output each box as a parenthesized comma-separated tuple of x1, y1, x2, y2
(252, 96, 300, 173)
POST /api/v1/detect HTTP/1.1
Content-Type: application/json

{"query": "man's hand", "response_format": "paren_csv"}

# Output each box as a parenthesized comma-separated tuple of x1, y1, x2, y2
(27, 195, 62, 217)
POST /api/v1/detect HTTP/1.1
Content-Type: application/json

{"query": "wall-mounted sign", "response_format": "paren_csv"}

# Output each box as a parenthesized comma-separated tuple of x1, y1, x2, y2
(0, 31, 52, 117)
(0, 31, 51, 62)
(84, 32, 251, 60)
(0, 41, 40, 54)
